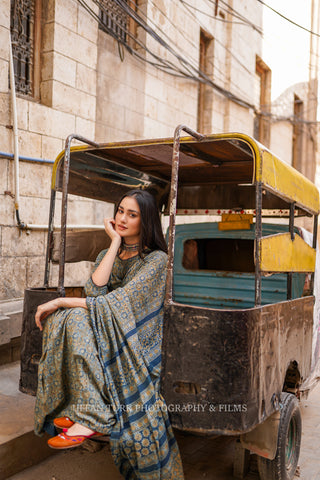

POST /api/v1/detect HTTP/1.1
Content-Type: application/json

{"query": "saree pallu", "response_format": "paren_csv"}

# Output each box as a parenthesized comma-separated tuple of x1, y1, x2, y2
(35, 250, 184, 480)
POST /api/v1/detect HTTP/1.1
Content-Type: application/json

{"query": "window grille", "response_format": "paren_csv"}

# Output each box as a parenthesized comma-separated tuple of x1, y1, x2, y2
(99, 0, 128, 43)
(10, 0, 34, 96)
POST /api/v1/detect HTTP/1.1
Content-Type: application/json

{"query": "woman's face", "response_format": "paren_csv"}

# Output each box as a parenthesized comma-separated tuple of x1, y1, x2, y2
(115, 196, 141, 243)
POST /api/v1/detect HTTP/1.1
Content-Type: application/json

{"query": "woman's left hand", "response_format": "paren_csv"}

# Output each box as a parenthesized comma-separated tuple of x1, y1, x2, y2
(35, 298, 61, 331)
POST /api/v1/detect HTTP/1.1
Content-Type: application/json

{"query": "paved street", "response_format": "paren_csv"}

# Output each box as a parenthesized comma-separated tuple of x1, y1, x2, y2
(6, 382, 320, 480)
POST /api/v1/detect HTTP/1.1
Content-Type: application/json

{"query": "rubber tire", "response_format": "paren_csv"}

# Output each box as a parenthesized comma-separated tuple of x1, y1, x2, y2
(257, 392, 301, 480)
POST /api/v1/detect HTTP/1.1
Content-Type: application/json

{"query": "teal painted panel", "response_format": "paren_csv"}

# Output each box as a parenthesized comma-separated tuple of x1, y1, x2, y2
(172, 223, 306, 309)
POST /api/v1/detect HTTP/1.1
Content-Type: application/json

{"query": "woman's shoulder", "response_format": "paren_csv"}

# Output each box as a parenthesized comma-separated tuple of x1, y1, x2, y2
(145, 249, 168, 265)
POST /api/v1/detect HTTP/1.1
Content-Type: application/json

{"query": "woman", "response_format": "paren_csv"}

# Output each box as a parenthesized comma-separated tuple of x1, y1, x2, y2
(35, 189, 184, 479)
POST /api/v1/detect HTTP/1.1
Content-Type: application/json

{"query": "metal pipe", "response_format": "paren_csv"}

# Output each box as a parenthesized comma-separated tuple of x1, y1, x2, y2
(24, 224, 105, 231)
(165, 124, 205, 304)
(254, 182, 262, 306)
(310, 214, 318, 294)
(8, 35, 25, 229)
(44, 190, 56, 288)
(0, 151, 54, 164)
(287, 203, 295, 300)
(58, 134, 100, 296)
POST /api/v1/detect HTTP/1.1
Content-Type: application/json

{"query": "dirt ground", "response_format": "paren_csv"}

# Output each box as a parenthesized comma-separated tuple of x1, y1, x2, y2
(7, 383, 320, 480)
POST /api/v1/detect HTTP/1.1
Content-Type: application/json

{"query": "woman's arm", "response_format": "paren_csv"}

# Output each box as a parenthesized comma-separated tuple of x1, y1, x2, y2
(35, 297, 87, 331)
(91, 218, 121, 287)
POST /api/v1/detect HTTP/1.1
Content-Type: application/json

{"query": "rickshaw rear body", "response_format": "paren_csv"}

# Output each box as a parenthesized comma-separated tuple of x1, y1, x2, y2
(19, 129, 319, 452)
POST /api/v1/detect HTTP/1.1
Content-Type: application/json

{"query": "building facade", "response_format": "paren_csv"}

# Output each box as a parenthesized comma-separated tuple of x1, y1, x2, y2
(1, 0, 297, 358)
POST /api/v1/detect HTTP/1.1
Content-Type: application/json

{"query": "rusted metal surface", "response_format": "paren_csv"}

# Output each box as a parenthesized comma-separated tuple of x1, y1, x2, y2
(44, 189, 56, 288)
(19, 288, 59, 395)
(287, 202, 295, 299)
(254, 182, 262, 306)
(58, 134, 100, 296)
(160, 296, 313, 435)
(310, 214, 318, 294)
(19, 287, 84, 395)
(165, 125, 204, 304)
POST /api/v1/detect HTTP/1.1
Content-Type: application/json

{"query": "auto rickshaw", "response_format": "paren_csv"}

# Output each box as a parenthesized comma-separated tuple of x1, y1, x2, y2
(20, 125, 320, 480)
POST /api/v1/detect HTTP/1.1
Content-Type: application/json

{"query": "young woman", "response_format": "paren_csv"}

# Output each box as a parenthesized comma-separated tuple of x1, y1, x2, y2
(34, 189, 184, 479)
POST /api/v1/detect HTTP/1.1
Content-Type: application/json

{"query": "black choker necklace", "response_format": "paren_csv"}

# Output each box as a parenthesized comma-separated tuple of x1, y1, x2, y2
(122, 242, 139, 251)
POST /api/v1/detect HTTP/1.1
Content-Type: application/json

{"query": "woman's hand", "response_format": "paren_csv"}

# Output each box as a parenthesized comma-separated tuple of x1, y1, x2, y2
(104, 217, 121, 243)
(35, 298, 61, 331)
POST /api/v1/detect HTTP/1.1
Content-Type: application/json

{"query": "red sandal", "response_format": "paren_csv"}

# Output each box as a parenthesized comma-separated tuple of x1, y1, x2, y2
(48, 428, 103, 449)
(53, 416, 74, 429)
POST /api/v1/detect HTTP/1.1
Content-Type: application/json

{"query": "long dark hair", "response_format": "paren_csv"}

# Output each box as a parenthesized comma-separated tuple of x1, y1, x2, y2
(116, 189, 168, 257)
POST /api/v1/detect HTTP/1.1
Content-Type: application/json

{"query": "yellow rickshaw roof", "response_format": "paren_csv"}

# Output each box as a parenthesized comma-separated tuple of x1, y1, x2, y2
(51, 133, 320, 216)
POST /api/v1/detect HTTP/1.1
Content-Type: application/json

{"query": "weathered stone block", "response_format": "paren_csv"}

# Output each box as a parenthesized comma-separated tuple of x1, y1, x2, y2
(52, 81, 96, 120)
(0, 59, 8, 93)
(42, 21, 55, 53)
(7, 161, 52, 198)
(55, 0, 78, 31)
(53, 52, 77, 87)
(0, 256, 27, 300)
(0, 298, 24, 344)
(18, 130, 42, 159)
(42, 0, 55, 23)
(19, 195, 51, 226)
(124, 109, 145, 138)
(54, 24, 97, 70)
(0, 92, 10, 127)
(67, 196, 103, 225)
(41, 135, 64, 161)
(96, 99, 125, 128)
(0, 26, 9, 61)
(1, 226, 46, 257)
(0, 2, 10, 29)
(29, 101, 75, 139)
(0, 159, 8, 192)
(0, 124, 13, 152)
(0, 194, 15, 226)
(76, 63, 96, 96)
(26, 256, 46, 289)
(77, 4, 98, 43)
(15, 97, 29, 130)
(41, 51, 54, 82)
(40, 80, 53, 107)
(75, 116, 95, 140)
(64, 261, 93, 287)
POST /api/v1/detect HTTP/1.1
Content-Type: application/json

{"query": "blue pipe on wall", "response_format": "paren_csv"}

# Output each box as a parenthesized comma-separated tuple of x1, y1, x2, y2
(0, 151, 54, 164)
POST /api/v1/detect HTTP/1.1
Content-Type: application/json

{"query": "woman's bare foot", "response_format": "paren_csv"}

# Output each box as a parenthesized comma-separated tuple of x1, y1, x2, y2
(66, 422, 95, 436)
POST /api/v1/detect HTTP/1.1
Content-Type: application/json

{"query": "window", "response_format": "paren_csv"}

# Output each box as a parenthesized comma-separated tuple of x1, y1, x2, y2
(254, 56, 271, 147)
(99, 0, 138, 48)
(182, 238, 255, 273)
(10, 0, 41, 98)
(197, 29, 214, 133)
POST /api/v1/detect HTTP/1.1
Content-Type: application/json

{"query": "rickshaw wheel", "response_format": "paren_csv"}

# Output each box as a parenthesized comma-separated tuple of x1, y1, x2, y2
(257, 392, 301, 480)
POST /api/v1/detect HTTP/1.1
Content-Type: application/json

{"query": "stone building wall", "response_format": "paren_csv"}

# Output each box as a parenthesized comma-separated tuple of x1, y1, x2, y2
(0, 0, 264, 353)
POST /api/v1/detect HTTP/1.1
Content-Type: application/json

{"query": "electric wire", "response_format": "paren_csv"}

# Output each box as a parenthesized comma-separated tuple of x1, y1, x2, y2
(79, 0, 255, 109)
(77, 0, 319, 127)
(256, 0, 320, 38)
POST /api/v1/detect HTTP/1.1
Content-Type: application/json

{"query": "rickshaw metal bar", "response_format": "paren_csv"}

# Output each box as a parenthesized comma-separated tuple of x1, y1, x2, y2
(254, 182, 262, 306)
(44, 189, 56, 288)
(165, 125, 205, 304)
(287, 203, 295, 300)
(58, 134, 100, 296)
(310, 214, 318, 294)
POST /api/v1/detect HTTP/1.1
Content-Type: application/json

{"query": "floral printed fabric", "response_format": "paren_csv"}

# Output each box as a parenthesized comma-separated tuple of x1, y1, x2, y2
(35, 250, 184, 479)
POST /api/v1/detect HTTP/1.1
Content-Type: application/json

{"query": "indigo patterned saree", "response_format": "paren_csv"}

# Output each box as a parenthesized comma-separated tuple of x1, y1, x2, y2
(35, 250, 184, 479)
